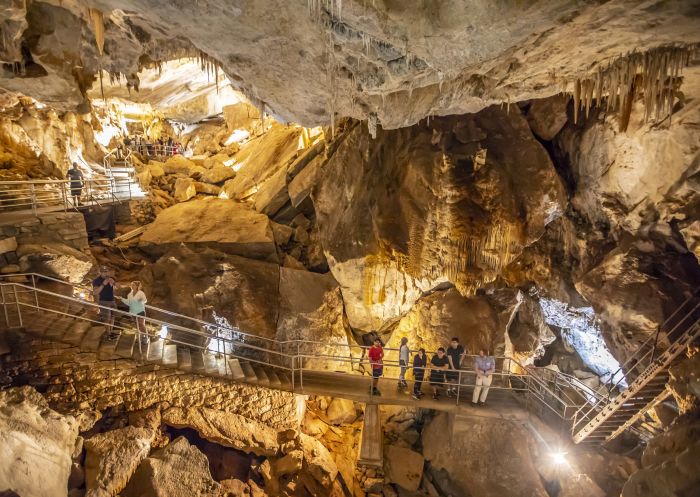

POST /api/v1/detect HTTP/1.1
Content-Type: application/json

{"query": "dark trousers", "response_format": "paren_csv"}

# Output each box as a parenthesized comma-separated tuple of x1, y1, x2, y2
(414, 373, 424, 394)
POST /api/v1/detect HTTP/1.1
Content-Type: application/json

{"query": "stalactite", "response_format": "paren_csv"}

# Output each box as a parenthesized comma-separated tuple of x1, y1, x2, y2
(571, 44, 697, 129)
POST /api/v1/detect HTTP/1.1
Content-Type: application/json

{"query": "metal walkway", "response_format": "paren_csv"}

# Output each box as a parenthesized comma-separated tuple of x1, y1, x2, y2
(0, 149, 144, 220)
(571, 289, 700, 444)
(2, 273, 694, 447)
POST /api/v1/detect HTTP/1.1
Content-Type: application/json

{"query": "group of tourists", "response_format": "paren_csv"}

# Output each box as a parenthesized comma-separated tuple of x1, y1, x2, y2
(125, 135, 181, 158)
(92, 266, 149, 346)
(368, 336, 496, 406)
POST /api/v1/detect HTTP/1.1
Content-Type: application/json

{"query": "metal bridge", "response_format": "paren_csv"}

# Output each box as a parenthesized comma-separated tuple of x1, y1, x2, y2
(2, 273, 696, 458)
(0, 149, 144, 220)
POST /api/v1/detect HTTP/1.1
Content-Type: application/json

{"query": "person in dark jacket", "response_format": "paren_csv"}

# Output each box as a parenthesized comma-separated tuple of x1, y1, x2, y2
(412, 348, 427, 400)
(67, 162, 84, 206)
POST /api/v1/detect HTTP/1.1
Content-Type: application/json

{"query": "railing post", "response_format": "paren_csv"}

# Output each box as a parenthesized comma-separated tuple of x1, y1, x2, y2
(31, 274, 39, 309)
(13, 284, 22, 327)
(291, 355, 295, 392)
(30, 183, 37, 216)
(1, 284, 8, 328)
(456, 369, 461, 406)
(298, 341, 304, 390)
(61, 182, 68, 211)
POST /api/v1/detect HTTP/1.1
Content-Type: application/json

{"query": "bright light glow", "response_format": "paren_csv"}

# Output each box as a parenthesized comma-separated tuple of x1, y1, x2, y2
(224, 129, 249, 146)
(222, 157, 236, 167)
(159, 325, 168, 339)
(551, 451, 567, 465)
(78, 292, 87, 300)
(205, 311, 245, 355)
(539, 298, 627, 389)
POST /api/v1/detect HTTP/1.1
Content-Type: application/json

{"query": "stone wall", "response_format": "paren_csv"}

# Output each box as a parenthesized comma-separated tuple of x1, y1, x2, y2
(0, 330, 300, 430)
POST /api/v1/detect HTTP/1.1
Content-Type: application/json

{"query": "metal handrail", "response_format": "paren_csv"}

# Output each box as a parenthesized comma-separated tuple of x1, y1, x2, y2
(605, 288, 700, 393)
(1, 279, 597, 422)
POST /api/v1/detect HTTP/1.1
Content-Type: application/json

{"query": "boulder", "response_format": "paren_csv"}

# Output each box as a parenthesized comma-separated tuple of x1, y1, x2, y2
(139, 245, 280, 343)
(173, 177, 196, 202)
(299, 433, 339, 488)
(200, 164, 236, 184)
(193, 181, 222, 195)
(17, 243, 94, 283)
(161, 407, 280, 456)
(162, 155, 204, 176)
(223, 124, 302, 200)
(526, 95, 569, 141)
(326, 398, 357, 425)
(422, 412, 548, 497)
(384, 445, 424, 491)
(622, 418, 700, 497)
(139, 197, 277, 261)
(254, 165, 290, 216)
(122, 436, 222, 497)
(277, 267, 352, 370)
(289, 153, 325, 208)
(274, 449, 304, 476)
(0, 387, 79, 497)
(147, 162, 165, 178)
(84, 426, 155, 497)
(271, 221, 294, 246)
(0, 236, 17, 254)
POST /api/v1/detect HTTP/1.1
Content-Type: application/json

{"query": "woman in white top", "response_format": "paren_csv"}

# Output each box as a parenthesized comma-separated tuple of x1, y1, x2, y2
(120, 281, 148, 343)
(398, 336, 410, 390)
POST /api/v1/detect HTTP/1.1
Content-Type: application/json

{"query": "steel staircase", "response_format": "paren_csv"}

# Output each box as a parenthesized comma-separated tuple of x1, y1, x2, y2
(572, 289, 700, 444)
(102, 148, 146, 202)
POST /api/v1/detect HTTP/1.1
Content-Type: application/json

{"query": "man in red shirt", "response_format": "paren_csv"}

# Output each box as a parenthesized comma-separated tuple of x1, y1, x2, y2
(368, 337, 384, 396)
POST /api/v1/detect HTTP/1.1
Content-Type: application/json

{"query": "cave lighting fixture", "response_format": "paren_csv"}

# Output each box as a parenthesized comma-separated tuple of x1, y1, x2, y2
(550, 451, 568, 465)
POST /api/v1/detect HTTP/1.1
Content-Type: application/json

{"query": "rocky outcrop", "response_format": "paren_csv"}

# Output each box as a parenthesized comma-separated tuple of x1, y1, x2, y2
(277, 267, 353, 370)
(422, 412, 548, 497)
(161, 407, 280, 456)
(384, 445, 424, 491)
(0, 387, 79, 497)
(17, 242, 94, 283)
(139, 197, 277, 262)
(622, 417, 700, 497)
(314, 109, 565, 331)
(84, 426, 156, 497)
(122, 436, 222, 497)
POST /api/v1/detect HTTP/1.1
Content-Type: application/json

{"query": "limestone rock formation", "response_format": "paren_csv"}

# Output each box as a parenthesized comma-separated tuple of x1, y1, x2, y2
(1, 1, 698, 130)
(315, 109, 565, 331)
(17, 242, 94, 283)
(162, 407, 280, 456)
(278, 267, 353, 371)
(622, 418, 700, 497)
(84, 426, 156, 497)
(139, 197, 277, 261)
(122, 436, 222, 497)
(384, 445, 424, 491)
(0, 387, 79, 497)
(422, 412, 548, 497)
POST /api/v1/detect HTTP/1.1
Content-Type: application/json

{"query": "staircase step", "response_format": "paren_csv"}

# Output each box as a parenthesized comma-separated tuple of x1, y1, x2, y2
(227, 358, 246, 381)
(81, 326, 106, 351)
(266, 369, 282, 387)
(252, 365, 270, 385)
(147, 339, 165, 363)
(98, 332, 120, 359)
(115, 333, 136, 358)
(277, 372, 292, 388)
(162, 344, 177, 366)
(190, 351, 206, 373)
(177, 347, 192, 371)
(239, 361, 257, 380)
(63, 320, 93, 345)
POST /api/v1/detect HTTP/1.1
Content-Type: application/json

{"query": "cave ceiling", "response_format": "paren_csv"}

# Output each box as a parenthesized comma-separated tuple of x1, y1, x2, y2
(1, 0, 699, 126)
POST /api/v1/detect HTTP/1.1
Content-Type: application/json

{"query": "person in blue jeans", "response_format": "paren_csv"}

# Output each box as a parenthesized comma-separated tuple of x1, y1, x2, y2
(411, 348, 427, 400)
(93, 266, 117, 338)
